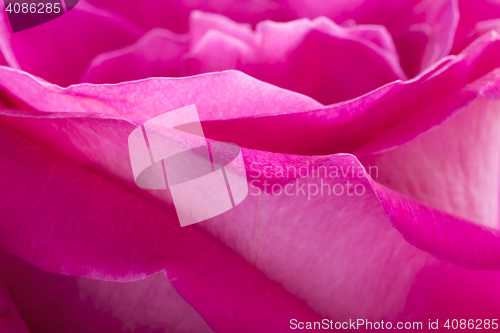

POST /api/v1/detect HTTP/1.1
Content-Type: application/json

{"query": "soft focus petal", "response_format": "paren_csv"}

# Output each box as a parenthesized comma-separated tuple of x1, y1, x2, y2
(183, 13, 406, 105)
(83, 12, 406, 105)
(285, 0, 459, 77)
(189, 11, 257, 48)
(85, 0, 292, 33)
(452, 0, 500, 54)
(0, 248, 214, 333)
(86, 0, 458, 78)
(287, 33, 500, 156)
(82, 28, 189, 84)
(0, 1, 143, 86)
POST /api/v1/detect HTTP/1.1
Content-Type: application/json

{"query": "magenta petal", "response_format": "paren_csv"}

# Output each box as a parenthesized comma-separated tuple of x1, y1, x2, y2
(0, 122, 433, 320)
(0, 2, 143, 87)
(0, 278, 29, 333)
(401, 262, 500, 321)
(350, 38, 500, 230)
(85, 0, 292, 33)
(1, 108, 500, 320)
(372, 183, 500, 270)
(85, 0, 458, 77)
(286, 0, 459, 77)
(0, 248, 214, 333)
(182, 28, 256, 75)
(85, 11, 406, 105)
(360, 94, 500, 229)
(0, 122, 322, 332)
(189, 11, 256, 49)
(0, 54, 8, 67)
(221, 153, 500, 319)
(1, 33, 500, 235)
(184, 13, 406, 105)
(249, 21, 406, 104)
(0, 67, 322, 120)
(199, 33, 500, 155)
(82, 29, 189, 84)
(452, 0, 500, 53)
(0, 42, 500, 322)
(0, 0, 497, 327)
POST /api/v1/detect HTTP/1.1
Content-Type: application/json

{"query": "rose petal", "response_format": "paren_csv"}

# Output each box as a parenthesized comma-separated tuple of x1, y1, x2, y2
(349, 36, 500, 229)
(86, 0, 458, 78)
(0, 104, 499, 322)
(2, 114, 500, 322)
(182, 13, 406, 105)
(0, 248, 214, 333)
(1, 34, 500, 232)
(371, 181, 500, 271)
(0, 121, 433, 321)
(189, 11, 257, 49)
(0, 1, 143, 86)
(82, 28, 189, 84)
(83, 11, 406, 105)
(360, 94, 500, 229)
(0, 277, 29, 333)
(452, 0, 500, 54)
(285, 0, 459, 77)
(0, 67, 322, 120)
(197, 33, 500, 155)
(0, 34, 500, 323)
(0, 123, 322, 332)
(85, 0, 292, 33)
(2, 33, 500, 233)
(289, 33, 500, 155)
(401, 262, 500, 320)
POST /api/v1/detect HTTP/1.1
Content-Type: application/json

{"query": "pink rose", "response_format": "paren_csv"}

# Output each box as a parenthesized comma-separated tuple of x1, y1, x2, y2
(0, 0, 500, 332)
